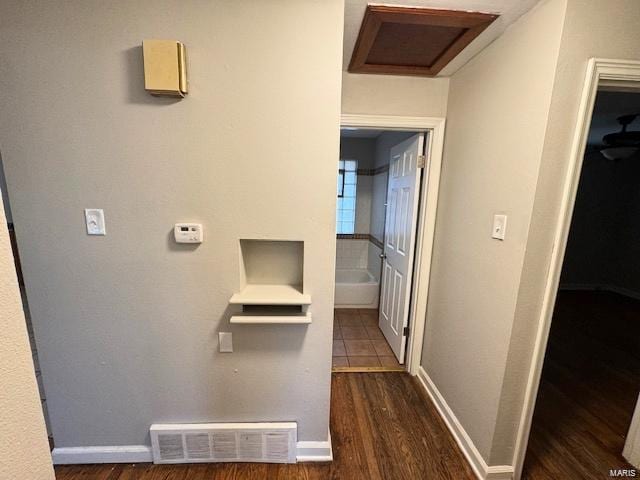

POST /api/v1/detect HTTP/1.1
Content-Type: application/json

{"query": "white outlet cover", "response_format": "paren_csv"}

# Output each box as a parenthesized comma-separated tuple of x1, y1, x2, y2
(219, 332, 233, 353)
(85, 209, 106, 235)
(492, 214, 507, 240)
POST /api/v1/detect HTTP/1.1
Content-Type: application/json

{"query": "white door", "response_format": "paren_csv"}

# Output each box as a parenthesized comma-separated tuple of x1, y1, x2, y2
(379, 133, 424, 363)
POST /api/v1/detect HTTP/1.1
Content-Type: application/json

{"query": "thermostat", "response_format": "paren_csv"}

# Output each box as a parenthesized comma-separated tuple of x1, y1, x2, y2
(174, 223, 203, 243)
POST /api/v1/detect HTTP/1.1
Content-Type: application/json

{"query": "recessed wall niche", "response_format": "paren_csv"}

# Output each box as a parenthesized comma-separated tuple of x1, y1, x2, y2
(230, 239, 311, 307)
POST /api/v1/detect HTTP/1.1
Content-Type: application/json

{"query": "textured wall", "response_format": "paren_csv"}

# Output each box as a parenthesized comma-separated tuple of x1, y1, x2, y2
(0, 195, 54, 479)
(505, 0, 640, 466)
(341, 72, 449, 117)
(0, 0, 342, 448)
(420, 0, 567, 463)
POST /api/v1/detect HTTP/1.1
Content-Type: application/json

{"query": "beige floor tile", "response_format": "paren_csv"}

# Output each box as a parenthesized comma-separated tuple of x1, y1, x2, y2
(344, 339, 376, 356)
(372, 339, 394, 356)
(378, 356, 402, 368)
(332, 356, 349, 367)
(337, 315, 363, 327)
(348, 356, 380, 367)
(365, 326, 386, 341)
(360, 315, 379, 327)
(341, 326, 369, 340)
(333, 339, 346, 356)
(333, 327, 342, 339)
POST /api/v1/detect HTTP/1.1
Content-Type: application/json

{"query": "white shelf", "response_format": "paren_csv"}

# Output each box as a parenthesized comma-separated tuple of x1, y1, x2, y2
(230, 313, 312, 324)
(229, 284, 311, 306)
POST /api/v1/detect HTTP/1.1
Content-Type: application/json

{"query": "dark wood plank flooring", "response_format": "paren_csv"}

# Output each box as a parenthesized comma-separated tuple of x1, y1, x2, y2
(523, 290, 640, 479)
(55, 373, 474, 480)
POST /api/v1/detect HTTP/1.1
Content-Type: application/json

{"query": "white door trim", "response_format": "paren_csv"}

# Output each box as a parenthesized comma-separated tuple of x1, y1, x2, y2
(512, 58, 640, 479)
(340, 114, 446, 376)
(624, 395, 640, 468)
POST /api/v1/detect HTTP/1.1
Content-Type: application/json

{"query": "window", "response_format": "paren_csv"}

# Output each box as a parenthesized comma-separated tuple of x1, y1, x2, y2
(337, 159, 357, 234)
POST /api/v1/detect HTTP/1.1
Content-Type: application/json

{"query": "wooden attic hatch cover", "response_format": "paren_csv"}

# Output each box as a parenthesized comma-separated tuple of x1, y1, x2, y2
(349, 5, 498, 77)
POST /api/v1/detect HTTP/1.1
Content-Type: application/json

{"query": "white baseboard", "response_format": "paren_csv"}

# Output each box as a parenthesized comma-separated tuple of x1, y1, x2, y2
(52, 432, 333, 465)
(559, 283, 640, 301)
(416, 367, 514, 480)
(296, 430, 333, 462)
(52, 445, 153, 464)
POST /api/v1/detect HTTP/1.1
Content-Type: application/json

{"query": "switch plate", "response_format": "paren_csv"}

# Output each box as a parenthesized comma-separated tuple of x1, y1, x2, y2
(219, 332, 233, 353)
(85, 209, 106, 235)
(492, 214, 507, 240)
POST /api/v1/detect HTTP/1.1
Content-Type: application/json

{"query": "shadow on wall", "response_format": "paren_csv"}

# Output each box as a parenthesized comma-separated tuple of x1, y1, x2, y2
(123, 46, 182, 106)
(0, 151, 12, 223)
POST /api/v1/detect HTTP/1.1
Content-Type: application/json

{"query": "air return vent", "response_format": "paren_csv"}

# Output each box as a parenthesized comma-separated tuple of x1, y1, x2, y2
(150, 422, 297, 464)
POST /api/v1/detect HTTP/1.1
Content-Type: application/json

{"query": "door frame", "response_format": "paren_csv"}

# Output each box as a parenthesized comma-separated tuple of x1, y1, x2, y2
(340, 114, 446, 375)
(512, 58, 640, 479)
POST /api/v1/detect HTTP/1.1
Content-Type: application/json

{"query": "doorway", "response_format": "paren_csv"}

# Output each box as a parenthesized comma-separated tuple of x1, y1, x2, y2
(521, 90, 640, 477)
(331, 115, 445, 374)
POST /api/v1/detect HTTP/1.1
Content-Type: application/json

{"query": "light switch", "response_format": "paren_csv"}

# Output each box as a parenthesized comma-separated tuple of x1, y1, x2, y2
(85, 209, 106, 235)
(219, 332, 233, 353)
(492, 214, 507, 240)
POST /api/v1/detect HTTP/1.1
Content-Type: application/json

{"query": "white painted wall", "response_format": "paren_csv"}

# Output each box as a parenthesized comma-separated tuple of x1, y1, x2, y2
(0, 0, 342, 450)
(341, 72, 449, 117)
(0, 196, 54, 479)
(503, 0, 640, 467)
(420, 0, 568, 464)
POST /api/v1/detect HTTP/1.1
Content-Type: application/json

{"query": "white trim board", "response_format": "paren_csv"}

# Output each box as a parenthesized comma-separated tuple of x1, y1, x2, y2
(52, 435, 333, 465)
(341, 114, 446, 376)
(512, 58, 640, 480)
(52, 445, 153, 464)
(416, 367, 513, 480)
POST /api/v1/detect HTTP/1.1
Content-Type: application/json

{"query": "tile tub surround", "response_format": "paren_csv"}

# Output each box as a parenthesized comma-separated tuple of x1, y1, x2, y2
(332, 309, 402, 372)
(336, 234, 383, 281)
(336, 239, 369, 269)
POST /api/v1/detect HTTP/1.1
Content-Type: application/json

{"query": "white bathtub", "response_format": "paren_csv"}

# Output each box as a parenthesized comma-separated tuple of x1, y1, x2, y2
(334, 268, 379, 308)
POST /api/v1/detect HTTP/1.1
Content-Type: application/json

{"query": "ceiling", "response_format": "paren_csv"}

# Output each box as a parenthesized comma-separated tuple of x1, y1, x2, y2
(587, 90, 640, 147)
(344, 0, 541, 77)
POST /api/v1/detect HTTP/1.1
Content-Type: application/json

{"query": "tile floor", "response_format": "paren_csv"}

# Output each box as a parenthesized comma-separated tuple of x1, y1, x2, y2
(332, 309, 403, 371)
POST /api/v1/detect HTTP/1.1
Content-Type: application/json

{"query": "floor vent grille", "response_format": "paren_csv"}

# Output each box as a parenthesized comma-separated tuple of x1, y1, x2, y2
(150, 422, 297, 464)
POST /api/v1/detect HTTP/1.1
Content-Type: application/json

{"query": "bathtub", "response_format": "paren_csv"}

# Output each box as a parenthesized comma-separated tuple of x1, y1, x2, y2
(334, 268, 379, 308)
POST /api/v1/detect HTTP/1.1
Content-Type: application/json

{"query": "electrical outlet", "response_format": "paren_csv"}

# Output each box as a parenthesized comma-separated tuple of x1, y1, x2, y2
(492, 214, 507, 240)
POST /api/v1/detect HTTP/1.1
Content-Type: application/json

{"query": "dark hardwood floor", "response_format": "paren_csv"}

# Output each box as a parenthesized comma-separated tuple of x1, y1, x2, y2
(55, 372, 474, 480)
(523, 290, 640, 479)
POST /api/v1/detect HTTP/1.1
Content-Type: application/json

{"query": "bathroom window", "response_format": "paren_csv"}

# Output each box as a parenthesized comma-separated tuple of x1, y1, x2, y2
(337, 159, 357, 234)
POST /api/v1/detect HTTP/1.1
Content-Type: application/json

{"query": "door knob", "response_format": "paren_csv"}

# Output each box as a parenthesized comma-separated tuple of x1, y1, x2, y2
(379, 253, 387, 259)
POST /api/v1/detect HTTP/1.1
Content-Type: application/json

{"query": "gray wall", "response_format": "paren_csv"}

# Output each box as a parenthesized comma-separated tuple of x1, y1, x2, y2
(0, 153, 11, 223)
(500, 0, 640, 468)
(339, 137, 375, 234)
(420, 0, 567, 464)
(0, 0, 342, 448)
(339, 137, 375, 170)
(560, 150, 640, 296)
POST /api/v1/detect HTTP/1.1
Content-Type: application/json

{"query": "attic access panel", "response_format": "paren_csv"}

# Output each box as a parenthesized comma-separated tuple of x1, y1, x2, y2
(349, 6, 498, 77)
